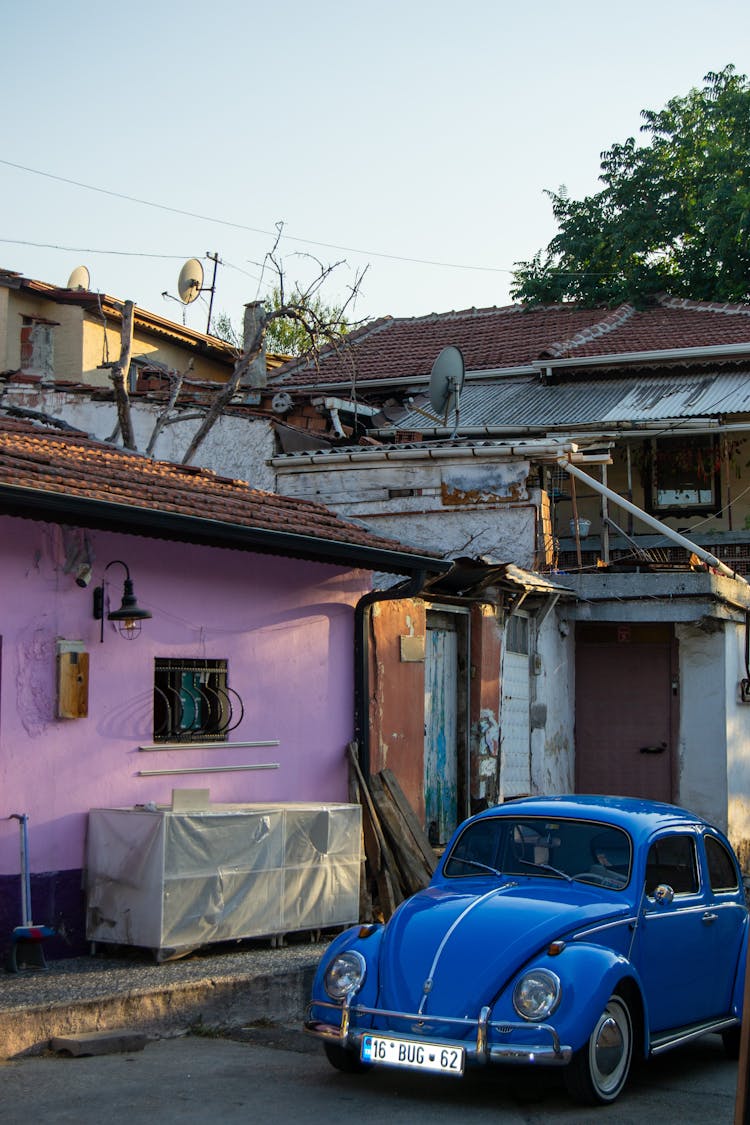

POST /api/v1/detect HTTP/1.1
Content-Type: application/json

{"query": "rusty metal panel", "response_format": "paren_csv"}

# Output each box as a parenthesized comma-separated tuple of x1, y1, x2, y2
(369, 600, 427, 821)
(424, 624, 458, 844)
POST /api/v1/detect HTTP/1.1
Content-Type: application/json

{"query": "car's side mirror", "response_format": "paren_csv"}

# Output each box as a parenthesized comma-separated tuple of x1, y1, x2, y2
(652, 883, 675, 905)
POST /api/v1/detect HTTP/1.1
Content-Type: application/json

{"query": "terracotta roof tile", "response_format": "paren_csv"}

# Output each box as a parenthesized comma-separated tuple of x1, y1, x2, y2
(0, 418, 436, 565)
(273, 296, 750, 387)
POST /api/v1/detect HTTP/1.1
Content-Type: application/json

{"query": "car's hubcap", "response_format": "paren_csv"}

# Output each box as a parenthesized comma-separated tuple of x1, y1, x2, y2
(594, 1014, 624, 1077)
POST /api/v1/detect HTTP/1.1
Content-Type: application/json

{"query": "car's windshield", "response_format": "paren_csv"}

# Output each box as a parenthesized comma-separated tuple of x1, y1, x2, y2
(443, 816, 632, 888)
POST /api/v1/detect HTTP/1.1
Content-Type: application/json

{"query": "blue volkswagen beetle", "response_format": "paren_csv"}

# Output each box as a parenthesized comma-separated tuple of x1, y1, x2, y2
(305, 795, 747, 1105)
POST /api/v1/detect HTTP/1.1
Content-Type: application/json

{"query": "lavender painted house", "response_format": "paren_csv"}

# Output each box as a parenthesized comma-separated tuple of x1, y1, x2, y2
(0, 419, 445, 960)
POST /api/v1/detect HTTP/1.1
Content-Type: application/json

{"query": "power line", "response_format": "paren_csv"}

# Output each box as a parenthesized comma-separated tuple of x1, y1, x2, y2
(0, 237, 188, 260)
(0, 158, 514, 276)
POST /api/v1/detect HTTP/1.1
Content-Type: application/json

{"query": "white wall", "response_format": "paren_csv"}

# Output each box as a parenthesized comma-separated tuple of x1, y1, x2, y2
(725, 619, 750, 861)
(531, 610, 575, 795)
(675, 622, 728, 828)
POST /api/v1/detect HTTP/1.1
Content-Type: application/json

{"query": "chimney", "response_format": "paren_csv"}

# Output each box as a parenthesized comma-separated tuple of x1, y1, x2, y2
(241, 300, 268, 389)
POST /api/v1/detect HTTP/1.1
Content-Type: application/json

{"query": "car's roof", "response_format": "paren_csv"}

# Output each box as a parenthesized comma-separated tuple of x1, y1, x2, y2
(470, 794, 713, 840)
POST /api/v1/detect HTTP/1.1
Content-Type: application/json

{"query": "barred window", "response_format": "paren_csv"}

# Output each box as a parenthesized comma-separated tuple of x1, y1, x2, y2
(153, 658, 243, 743)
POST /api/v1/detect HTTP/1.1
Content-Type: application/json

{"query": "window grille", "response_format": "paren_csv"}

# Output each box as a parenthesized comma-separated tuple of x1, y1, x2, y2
(153, 658, 244, 743)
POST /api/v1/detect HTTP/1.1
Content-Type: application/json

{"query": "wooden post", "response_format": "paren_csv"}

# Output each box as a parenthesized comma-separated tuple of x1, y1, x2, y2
(734, 939, 750, 1123)
(110, 300, 135, 449)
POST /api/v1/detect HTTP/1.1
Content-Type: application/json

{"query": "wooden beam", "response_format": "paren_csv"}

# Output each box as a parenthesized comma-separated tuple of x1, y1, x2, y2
(380, 768, 437, 874)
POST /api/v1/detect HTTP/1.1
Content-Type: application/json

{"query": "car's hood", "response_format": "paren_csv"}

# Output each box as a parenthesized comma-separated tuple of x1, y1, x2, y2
(377, 879, 630, 1018)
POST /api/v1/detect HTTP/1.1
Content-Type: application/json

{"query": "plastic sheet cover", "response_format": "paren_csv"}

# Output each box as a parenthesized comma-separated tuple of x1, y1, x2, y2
(86, 803, 361, 954)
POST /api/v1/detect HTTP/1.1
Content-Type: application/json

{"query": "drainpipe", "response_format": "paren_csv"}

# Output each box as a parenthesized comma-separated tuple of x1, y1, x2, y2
(354, 569, 429, 778)
(559, 458, 749, 586)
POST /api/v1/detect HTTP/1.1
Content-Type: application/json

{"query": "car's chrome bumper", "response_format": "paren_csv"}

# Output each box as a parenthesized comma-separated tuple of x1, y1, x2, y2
(304, 997, 572, 1067)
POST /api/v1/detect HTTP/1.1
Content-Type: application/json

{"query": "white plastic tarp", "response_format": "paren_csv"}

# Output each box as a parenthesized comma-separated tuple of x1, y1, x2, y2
(86, 803, 361, 954)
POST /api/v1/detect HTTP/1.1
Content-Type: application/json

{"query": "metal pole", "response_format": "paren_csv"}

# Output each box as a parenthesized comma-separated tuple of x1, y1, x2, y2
(16, 814, 31, 927)
(205, 252, 219, 335)
(560, 458, 747, 585)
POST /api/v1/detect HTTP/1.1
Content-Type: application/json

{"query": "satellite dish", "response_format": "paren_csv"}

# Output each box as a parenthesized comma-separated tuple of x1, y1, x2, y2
(177, 258, 204, 304)
(66, 265, 90, 291)
(429, 346, 465, 434)
(271, 391, 294, 415)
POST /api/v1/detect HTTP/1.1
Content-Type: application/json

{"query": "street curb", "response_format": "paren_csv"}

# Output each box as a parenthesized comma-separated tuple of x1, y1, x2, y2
(0, 964, 317, 1059)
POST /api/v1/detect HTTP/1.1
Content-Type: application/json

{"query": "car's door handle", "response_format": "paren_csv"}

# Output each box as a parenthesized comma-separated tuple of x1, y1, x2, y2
(639, 742, 668, 754)
(702, 912, 718, 925)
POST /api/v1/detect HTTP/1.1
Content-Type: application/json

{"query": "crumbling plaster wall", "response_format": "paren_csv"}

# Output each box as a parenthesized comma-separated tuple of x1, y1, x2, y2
(0, 386, 276, 490)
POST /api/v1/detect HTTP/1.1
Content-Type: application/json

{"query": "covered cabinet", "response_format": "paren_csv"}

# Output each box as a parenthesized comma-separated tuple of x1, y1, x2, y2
(85, 803, 361, 956)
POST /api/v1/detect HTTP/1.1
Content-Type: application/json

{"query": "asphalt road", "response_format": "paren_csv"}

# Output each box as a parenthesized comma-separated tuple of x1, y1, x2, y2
(0, 1026, 740, 1124)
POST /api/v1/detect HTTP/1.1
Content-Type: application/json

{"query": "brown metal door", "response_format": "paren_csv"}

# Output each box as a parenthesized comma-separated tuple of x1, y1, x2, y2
(575, 623, 676, 801)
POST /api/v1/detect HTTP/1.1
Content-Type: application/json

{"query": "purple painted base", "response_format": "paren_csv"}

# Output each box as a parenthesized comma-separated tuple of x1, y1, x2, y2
(0, 869, 88, 963)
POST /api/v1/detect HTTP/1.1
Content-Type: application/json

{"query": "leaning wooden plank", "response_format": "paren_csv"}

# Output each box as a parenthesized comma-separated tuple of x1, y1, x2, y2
(380, 767, 438, 874)
(362, 799, 399, 919)
(370, 774, 431, 896)
(348, 743, 404, 914)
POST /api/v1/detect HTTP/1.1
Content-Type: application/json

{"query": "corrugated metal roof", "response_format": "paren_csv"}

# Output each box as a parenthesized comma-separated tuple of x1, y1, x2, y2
(385, 370, 750, 433)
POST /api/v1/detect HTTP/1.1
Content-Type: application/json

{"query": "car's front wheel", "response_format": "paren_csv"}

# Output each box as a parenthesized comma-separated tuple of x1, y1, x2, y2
(564, 993, 633, 1105)
(323, 1041, 371, 1074)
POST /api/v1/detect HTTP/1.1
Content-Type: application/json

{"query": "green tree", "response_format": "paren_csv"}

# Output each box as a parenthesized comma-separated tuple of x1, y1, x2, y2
(212, 290, 349, 357)
(511, 67, 750, 305)
(263, 286, 348, 356)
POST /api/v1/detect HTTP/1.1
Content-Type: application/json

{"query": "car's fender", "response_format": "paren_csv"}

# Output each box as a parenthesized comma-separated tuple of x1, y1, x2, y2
(309, 923, 384, 1018)
(492, 943, 648, 1058)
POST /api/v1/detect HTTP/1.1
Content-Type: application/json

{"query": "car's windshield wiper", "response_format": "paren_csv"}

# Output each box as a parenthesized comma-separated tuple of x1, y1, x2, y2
(517, 858, 572, 881)
(453, 857, 502, 876)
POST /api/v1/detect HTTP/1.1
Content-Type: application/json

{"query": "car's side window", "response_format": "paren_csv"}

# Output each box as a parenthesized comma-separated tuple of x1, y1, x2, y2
(645, 834, 699, 896)
(705, 835, 739, 892)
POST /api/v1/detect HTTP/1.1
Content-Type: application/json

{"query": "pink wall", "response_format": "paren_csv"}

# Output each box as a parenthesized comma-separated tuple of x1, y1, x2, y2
(0, 516, 371, 876)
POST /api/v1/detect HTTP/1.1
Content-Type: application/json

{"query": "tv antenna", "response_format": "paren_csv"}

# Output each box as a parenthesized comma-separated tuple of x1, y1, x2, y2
(164, 252, 221, 333)
(66, 265, 91, 291)
(429, 345, 465, 439)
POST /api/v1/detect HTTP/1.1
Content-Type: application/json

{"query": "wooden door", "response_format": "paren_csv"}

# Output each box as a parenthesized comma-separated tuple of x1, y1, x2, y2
(575, 623, 676, 801)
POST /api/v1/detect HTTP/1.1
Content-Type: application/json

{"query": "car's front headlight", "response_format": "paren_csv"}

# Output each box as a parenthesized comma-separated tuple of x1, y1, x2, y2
(324, 950, 366, 1000)
(512, 969, 561, 1021)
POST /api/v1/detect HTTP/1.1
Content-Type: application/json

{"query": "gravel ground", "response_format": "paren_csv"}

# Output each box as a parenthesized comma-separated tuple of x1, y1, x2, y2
(0, 937, 330, 1014)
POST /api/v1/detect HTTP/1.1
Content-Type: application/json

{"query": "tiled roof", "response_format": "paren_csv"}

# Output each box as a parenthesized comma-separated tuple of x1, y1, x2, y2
(272, 295, 750, 388)
(0, 418, 443, 570)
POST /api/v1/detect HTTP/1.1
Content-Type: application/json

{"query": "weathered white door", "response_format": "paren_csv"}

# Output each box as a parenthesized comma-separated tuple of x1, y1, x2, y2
(424, 619, 458, 845)
(500, 614, 531, 798)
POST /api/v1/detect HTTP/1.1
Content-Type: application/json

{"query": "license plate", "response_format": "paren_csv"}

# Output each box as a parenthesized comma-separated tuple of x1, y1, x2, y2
(361, 1034, 464, 1075)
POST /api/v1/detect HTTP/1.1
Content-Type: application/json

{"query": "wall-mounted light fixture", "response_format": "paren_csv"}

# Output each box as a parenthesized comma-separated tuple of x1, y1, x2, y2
(93, 560, 152, 641)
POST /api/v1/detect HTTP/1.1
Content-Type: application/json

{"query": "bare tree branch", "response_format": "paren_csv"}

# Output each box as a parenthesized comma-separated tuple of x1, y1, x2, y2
(144, 359, 193, 457)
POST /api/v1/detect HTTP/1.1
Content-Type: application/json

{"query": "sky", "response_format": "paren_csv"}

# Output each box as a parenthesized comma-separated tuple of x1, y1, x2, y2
(2, 1, 749, 336)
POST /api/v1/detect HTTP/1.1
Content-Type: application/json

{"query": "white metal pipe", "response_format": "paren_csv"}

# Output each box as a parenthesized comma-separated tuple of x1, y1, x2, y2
(537, 341, 750, 371)
(558, 459, 747, 584)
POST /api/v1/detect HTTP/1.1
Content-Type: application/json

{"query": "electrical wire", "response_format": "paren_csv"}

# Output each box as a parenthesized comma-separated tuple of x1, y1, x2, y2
(0, 158, 514, 275)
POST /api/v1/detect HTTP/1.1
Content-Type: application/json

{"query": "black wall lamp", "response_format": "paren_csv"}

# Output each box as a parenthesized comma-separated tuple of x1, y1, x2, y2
(93, 560, 152, 641)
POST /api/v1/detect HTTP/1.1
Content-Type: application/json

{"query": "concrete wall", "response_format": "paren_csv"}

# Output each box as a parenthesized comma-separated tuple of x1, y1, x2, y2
(726, 619, 750, 865)
(675, 622, 728, 827)
(531, 610, 576, 795)
(274, 456, 541, 569)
